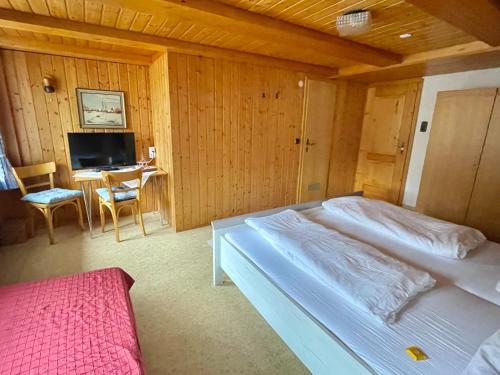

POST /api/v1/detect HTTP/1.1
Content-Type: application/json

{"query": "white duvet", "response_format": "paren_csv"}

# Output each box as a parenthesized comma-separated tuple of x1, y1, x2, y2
(463, 329, 500, 375)
(245, 209, 436, 323)
(322, 196, 486, 259)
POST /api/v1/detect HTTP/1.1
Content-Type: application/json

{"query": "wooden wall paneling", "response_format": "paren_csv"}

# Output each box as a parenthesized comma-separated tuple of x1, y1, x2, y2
(247, 62, 258, 214)
(0, 52, 21, 166)
(2, 52, 30, 165)
(41, 54, 70, 188)
(13, 51, 44, 163)
(26, 53, 55, 163)
(125, 64, 146, 209)
(465, 91, 500, 241)
(203, 57, 217, 224)
(174, 53, 192, 229)
(62, 58, 82, 133)
(149, 52, 175, 227)
(165, 53, 183, 230)
(269, 70, 284, 208)
(1, 49, 157, 223)
(168, 52, 305, 231)
(52, 56, 77, 187)
(416, 88, 497, 224)
(187, 55, 201, 228)
(197, 56, 209, 226)
(220, 59, 232, 219)
(287, 71, 305, 205)
(137, 65, 154, 213)
(326, 81, 368, 197)
(254, 64, 267, 212)
(213, 59, 224, 221)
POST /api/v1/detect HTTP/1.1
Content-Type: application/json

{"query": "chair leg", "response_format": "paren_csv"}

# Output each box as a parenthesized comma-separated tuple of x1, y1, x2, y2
(53, 209, 59, 228)
(110, 208, 120, 242)
(137, 202, 146, 237)
(99, 202, 105, 233)
(44, 208, 55, 245)
(132, 206, 138, 224)
(76, 199, 85, 231)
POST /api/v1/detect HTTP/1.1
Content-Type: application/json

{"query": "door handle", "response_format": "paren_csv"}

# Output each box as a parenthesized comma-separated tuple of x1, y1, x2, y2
(399, 143, 405, 153)
(306, 139, 316, 146)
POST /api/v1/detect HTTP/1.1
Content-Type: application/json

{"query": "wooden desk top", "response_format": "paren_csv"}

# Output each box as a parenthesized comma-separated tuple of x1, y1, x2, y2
(73, 167, 166, 182)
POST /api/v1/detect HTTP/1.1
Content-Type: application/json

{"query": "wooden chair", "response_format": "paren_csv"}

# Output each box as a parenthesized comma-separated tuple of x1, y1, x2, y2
(97, 169, 146, 242)
(12, 162, 85, 244)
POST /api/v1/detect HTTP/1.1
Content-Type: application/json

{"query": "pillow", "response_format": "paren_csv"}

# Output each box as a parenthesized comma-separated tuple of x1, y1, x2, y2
(322, 196, 486, 259)
(463, 329, 500, 375)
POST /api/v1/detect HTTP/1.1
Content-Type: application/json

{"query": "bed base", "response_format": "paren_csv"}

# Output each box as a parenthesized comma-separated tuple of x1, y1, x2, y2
(212, 199, 374, 375)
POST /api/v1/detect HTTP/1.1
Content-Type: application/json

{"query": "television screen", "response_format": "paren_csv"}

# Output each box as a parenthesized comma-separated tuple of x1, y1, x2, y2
(68, 132, 136, 170)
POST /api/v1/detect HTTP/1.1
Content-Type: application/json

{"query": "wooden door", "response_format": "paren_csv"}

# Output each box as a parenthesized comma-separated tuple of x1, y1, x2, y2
(466, 91, 500, 241)
(417, 88, 497, 224)
(297, 79, 336, 203)
(354, 80, 421, 203)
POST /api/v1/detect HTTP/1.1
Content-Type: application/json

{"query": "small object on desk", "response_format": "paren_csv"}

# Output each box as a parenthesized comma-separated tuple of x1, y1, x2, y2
(405, 346, 428, 361)
(142, 166, 157, 172)
(97, 166, 121, 172)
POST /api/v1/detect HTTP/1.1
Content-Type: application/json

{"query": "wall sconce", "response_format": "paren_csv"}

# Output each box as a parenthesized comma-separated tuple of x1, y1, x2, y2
(42, 76, 55, 93)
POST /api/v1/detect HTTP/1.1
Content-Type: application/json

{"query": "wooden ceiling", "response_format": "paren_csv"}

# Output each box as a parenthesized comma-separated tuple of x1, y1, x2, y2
(0, 0, 499, 80)
(218, 0, 475, 54)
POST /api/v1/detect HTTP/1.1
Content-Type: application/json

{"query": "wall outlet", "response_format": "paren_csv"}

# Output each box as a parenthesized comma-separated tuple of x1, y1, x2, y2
(149, 146, 156, 159)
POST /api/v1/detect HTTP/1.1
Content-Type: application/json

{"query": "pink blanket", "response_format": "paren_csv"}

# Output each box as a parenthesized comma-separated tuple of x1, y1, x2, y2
(0, 268, 145, 374)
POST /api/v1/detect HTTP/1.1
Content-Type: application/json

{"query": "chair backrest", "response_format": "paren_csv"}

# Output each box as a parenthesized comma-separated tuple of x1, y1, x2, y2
(12, 161, 56, 196)
(101, 169, 143, 204)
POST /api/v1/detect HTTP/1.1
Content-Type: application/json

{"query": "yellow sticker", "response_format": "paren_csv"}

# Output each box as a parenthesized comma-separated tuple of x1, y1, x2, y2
(406, 346, 428, 361)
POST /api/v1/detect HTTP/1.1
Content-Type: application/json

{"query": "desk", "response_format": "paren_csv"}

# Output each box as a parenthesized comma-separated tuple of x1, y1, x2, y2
(73, 168, 167, 237)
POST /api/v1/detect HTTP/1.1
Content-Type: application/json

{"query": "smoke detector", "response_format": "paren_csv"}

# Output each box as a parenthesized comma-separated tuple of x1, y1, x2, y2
(336, 10, 372, 36)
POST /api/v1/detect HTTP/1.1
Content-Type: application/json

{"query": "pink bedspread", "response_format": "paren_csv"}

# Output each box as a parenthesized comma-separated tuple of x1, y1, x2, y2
(0, 268, 145, 375)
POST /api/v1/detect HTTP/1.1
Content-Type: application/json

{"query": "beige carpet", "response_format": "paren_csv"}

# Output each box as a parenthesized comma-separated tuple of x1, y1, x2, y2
(0, 214, 308, 375)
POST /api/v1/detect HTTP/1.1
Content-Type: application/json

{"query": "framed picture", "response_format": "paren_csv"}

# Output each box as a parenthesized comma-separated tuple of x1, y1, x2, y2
(76, 88, 127, 129)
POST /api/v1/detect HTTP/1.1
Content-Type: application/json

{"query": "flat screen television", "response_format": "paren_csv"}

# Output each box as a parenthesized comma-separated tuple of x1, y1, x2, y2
(68, 132, 136, 170)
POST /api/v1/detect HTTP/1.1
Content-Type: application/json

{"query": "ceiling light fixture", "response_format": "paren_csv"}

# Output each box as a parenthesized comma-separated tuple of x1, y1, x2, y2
(336, 10, 372, 36)
(399, 33, 413, 39)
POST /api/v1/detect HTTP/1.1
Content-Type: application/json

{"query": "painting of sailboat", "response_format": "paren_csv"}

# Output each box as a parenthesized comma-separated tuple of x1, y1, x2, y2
(76, 89, 127, 129)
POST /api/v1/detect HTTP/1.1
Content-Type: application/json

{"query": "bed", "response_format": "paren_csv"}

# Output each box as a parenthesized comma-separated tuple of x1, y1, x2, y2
(212, 200, 500, 375)
(0, 268, 145, 375)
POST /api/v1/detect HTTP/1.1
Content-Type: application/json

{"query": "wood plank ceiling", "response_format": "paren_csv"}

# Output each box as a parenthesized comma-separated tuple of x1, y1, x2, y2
(0, 0, 498, 78)
(218, 0, 475, 54)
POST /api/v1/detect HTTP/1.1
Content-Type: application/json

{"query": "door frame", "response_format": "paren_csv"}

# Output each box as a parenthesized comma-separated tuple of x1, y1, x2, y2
(361, 78, 423, 205)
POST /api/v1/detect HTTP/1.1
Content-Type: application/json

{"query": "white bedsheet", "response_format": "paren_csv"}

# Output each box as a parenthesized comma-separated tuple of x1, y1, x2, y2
(305, 206, 500, 307)
(463, 329, 500, 375)
(225, 225, 500, 375)
(245, 209, 435, 323)
(322, 197, 486, 259)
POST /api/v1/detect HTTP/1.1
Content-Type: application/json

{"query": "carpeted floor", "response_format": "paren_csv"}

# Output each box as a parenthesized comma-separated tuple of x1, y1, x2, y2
(0, 214, 308, 375)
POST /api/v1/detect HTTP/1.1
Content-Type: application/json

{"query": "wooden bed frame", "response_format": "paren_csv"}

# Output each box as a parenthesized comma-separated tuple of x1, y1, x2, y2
(212, 199, 375, 375)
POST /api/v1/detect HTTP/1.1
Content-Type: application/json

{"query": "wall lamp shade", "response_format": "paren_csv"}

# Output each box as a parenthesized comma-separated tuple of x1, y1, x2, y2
(43, 76, 55, 93)
(0, 134, 18, 190)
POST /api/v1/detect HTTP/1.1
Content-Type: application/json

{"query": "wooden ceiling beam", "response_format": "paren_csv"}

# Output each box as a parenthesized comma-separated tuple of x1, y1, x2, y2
(99, 0, 402, 67)
(0, 9, 338, 76)
(0, 35, 153, 65)
(406, 0, 500, 46)
(334, 42, 500, 82)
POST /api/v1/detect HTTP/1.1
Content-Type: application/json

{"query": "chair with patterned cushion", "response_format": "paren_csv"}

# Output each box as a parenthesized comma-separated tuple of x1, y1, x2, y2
(97, 169, 146, 242)
(12, 162, 85, 244)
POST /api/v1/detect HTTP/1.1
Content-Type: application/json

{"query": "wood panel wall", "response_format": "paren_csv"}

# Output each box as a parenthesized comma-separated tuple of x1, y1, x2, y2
(168, 52, 305, 231)
(327, 81, 368, 197)
(149, 53, 176, 227)
(0, 49, 156, 217)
